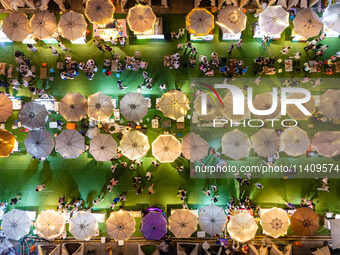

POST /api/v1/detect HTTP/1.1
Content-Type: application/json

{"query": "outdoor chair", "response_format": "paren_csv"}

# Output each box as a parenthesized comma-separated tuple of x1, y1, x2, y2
(7, 64, 13, 78)
(134, 51, 141, 59)
(40, 67, 47, 79)
(57, 62, 64, 69)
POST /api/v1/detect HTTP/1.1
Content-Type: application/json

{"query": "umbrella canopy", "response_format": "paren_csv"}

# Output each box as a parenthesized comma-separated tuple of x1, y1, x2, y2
(186, 8, 214, 36)
(88, 92, 113, 121)
(85, 0, 115, 26)
(169, 209, 198, 238)
(25, 130, 55, 159)
(90, 134, 117, 161)
(287, 93, 315, 120)
(60, 93, 87, 122)
(312, 246, 331, 255)
(217, 6, 247, 34)
(69, 211, 98, 241)
(58, 11, 87, 41)
(19, 102, 48, 130)
(152, 134, 181, 163)
(252, 128, 279, 158)
(86, 127, 100, 139)
(181, 132, 209, 162)
(159, 90, 190, 120)
(140, 211, 167, 240)
(35, 210, 65, 240)
(120, 130, 150, 160)
(222, 93, 248, 121)
(253, 92, 281, 120)
(106, 210, 135, 240)
(260, 208, 290, 238)
(291, 207, 319, 236)
(3, 12, 31, 41)
(194, 93, 222, 122)
(314, 131, 340, 158)
(221, 129, 251, 160)
(259, 6, 289, 35)
(293, 8, 322, 39)
(330, 220, 340, 249)
(323, 2, 340, 33)
(227, 212, 258, 243)
(0, 93, 13, 122)
(55, 130, 84, 159)
(120, 93, 148, 121)
(1, 209, 31, 240)
(0, 129, 15, 157)
(319, 89, 340, 119)
(31, 11, 57, 39)
(281, 127, 309, 157)
(198, 204, 227, 237)
(126, 4, 156, 34)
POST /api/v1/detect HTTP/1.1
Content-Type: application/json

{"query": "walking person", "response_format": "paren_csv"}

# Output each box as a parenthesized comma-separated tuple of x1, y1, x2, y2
(228, 43, 235, 54)
(35, 183, 45, 192)
(236, 39, 243, 48)
(10, 194, 21, 205)
(49, 46, 59, 56)
(148, 183, 155, 194)
(58, 42, 70, 51)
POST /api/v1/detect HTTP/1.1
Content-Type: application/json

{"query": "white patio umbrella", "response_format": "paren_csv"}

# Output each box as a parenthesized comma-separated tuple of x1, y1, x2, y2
(181, 132, 209, 162)
(198, 204, 227, 237)
(90, 133, 117, 161)
(227, 212, 258, 243)
(35, 210, 65, 240)
(287, 93, 315, 120)
(106, 210, 135, 240)
(217, 6, 247, 34)
(281, 127, 309, 157)
(252, 92, 281, 120)
(19, 102, 48, 130)
(323, 2, 340, 33)
(259, 6, 289, 35)
(319, 89, 340, 119)
(222, 92, 248, 121)
(221, 129, 251, 160)
(252, 128, 279, 158)
(58, 11, 87, 41)
(0, 93, 13, 122)
(69, 211, 98, 241)
(3, 12, 31, 41)
(120, 131, 150, 160)
(88, 92, 113, 121)
(159, 90, 190, 120)
(25, 129, 55, 159)
(126, 4, 156, 34)
(85, 0, 115, 26)
(314, 131, 340, 158)
(293, 8, 323, 39)
(60, 93, 87, 122)
(31, 11, 57, 39)
(55, 130, 85, 159)
(186, 8, 215, 36)
(169, 209, 198, 238)
(194, 93, 222, 122)
(152, 134, 181, 163)
(1, 209, 31, 240)
(260, 207, 290, 238)
(120, 93, 148, 121)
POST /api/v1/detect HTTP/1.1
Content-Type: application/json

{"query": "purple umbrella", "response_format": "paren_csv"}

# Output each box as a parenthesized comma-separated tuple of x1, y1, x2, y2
(140, 211, 167, 240)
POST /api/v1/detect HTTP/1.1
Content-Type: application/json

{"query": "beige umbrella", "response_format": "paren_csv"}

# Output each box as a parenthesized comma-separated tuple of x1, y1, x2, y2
(227, 212, 258, 243)
(152, 134, 181, 163)
(3, 12, 31, 41)
(181, 132, 209, 162)
(85, 0, 115, 26)
(222, 92, 248, 121)
(120, 93, 148, 121)
(69, 211, 98, 241)
(186, 8, 214, 36)
(58, 11, 87, 41)
(120, 131, 150, 160)
(217, 6, 247, 34)
(323, 2, 340, 33)
(221, 129, 251, 160)
(159, 90, 190, 120)
(126, 4, 156, 34)
(0, 93, 13, 122)
(169, 209, 198, 238)
(55, 130, 85, 159)
(281, 127, 309, 157)
(194, 93, 222, 122)
(287, 93, 315, 120)
(312, 246, 331, 255)
(106, 210, 135, 240)
(90, 134, 117, 162)
(259, 6, 289, 35)
(252, 128, 279, 158)
(319, 89, 340, 119)
(252, 92, 281, 120)
(260, 208, 290, 238)
(293, 8, 323, 39)
(31, 11, 57, 40)
(314, 131, 340, 158)
(88, 92, 113, 121)
(60, 93, 87, 122)
(35, 210, 65, 240)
